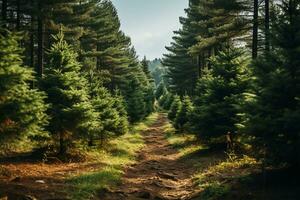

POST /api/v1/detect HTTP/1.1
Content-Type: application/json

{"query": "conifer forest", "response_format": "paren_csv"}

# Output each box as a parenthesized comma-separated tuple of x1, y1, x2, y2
(0, 0, 299, 199)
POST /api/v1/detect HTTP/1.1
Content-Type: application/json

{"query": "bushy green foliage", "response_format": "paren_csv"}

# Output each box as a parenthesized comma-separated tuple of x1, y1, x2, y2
(124, 75, 146, 123)
(191, 47, 250, 140)
(155, 82, 167, 99)
(91, 87, 129, 145)
(0, 30, 48, 143)
(174, 96, 194, 130)
(158, 92, 174, 110)
(163, 0, 250, 96)
(42, 31, 97, 155)
(112, 92, 130, 135)
(163, 93, 175, 110)
(168, 95, 182, 122)
(244, 0, 300, 164)
(144, 86, 155, 115)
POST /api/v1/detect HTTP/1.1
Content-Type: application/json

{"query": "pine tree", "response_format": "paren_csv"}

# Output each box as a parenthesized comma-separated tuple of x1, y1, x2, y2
(141, 56, 152, 80)
(0, 30, 48, 144)
(91, 87, 128, 146)
(124, 75, 146, 122)
(81, 1, 132, 91)
(155, 82, 167, 100)
(168, 95, 182, 122)
(174, 96, 194, 131)
(189, 0, 250, 56)
(191, 47, 250, 141)
(162, 0, 201, 95)
(245, 0, 300, 164)
(112, 92, 129, 135)
(158, 92, 169, 109)
(42, 31, 97, 155)
(162, 93, 174, 110)
(144, 86, 155, 115)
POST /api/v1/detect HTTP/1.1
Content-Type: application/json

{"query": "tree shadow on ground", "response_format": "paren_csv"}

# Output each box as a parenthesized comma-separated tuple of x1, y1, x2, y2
(222, 167, 300, 200)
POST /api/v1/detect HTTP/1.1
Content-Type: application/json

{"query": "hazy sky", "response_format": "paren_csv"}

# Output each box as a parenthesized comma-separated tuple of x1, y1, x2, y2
(112, 0, 188, 60)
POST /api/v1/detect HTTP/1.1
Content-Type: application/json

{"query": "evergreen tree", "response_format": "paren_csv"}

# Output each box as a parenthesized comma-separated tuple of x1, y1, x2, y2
(155, 82, 167, 100)
(124, 75, 146, 122)
(141, 56, 152, 80)
(158, 92, 169, 109)
(112, 92, 129, 135)
(174, 96, 194, 131)
(91, 87, 128, 146)
(144, 86, 155, 115)
(42, 31, 97, 155)
(168, 95, 182, 122)
(81, 0, 132, 91)
(162, 93, 174, 110)
(162, 0, 201, 95)
(189, 0, 250, 55)
(191, 47, 249, 140)
(0, 30, 48, 143)
(245, 0, 300, 164)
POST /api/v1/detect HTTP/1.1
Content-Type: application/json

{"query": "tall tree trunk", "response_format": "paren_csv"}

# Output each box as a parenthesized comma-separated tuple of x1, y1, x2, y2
(37, 11, 44, 76)
(253, 0, 259, 59)
(16, 0, 20, 30)
(59, 132, 68, 156)
(96, 44, 101, 69)
(197, 54, 201, 78)
(265, 0, 270, 52)
(2, 0, 7, 27)
(30, 14, 35, 69)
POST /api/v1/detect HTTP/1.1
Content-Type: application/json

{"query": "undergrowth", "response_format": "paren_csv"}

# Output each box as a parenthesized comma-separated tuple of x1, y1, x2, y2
(163, 118, 259, 200)
(163, 123, 204, 157)
(66, 113, 159, 200)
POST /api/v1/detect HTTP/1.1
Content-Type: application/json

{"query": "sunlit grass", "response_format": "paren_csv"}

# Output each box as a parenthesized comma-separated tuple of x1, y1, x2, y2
(163, 123, 204, 157)
(198, 181, 231, 200)
(193, 155, 259, 200)
(67, 113, 159, 200)
(162, 119, 260, 200)
(194, 155, 258, 184)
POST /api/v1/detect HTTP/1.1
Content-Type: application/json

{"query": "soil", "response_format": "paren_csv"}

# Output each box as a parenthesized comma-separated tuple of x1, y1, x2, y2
(99, 114, 210, 200)
(0, 114, 216, 200)
(1, 114, 297, 200)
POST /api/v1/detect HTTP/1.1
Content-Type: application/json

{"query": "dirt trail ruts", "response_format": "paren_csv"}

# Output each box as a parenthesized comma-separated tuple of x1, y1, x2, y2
(101, 114, 200, 200)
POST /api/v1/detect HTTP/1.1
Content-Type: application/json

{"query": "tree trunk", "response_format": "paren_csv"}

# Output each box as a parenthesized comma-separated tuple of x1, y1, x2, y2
(30, 14, 35, 69)
(96, 44, 101, 69)
(2, 0, 7, 27)
(197, 54, 201, 78)
(16, 0, 20, 30)
(37, 12, 44, 76)
(265, 0, 270, 52)
(59, 132, 68, 156)
(253, 0, 259, 59)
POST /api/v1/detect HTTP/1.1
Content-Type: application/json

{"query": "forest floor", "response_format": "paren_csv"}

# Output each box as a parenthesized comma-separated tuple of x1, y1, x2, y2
(0, 113, 299, 200)
(99, 113, 213, 200)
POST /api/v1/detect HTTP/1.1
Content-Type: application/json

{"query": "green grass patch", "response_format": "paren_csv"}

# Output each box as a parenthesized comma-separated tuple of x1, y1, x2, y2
(198, 181, 231, 200)
(163, 123, 204, 158)
(67, 113, 159, 200)
(193, 155, 259, 200)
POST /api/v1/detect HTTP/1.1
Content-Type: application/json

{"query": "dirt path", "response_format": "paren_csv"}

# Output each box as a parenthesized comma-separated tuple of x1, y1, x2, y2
(101, 114, 200, 200)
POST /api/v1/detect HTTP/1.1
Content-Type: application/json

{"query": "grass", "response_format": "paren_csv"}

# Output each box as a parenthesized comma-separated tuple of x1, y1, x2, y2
(199, 181, 231, 200)
(66, 113, 159, 200)
(193, 155, 259, 200)
(163, 122, 204, 158)
(162, 119, 260, 200)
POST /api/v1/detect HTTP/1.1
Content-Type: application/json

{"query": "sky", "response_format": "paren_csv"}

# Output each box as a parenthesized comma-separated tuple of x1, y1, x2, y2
(111, 0, 188, 60)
